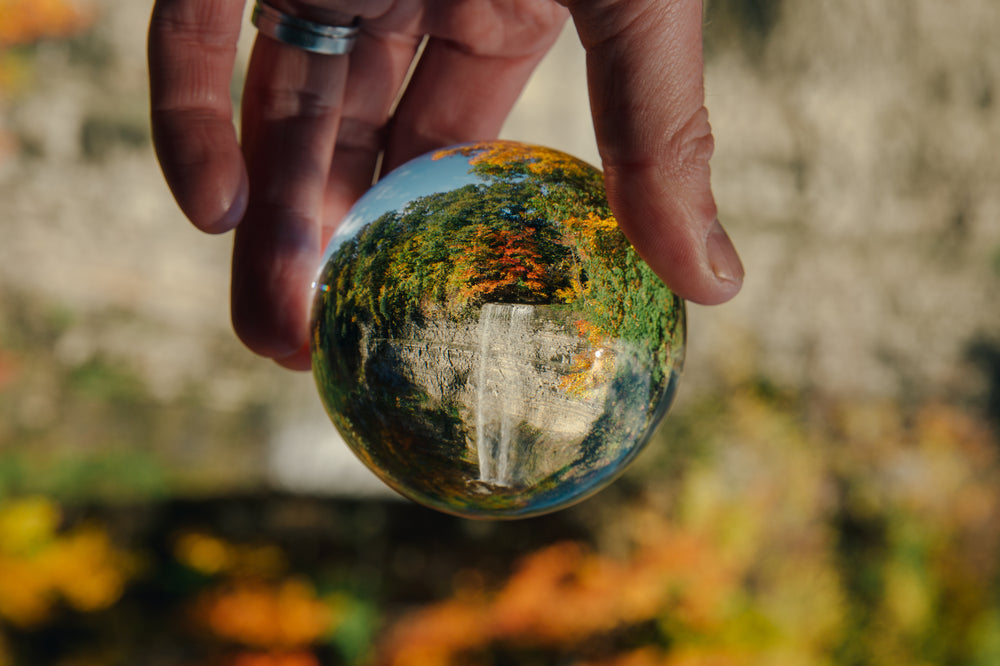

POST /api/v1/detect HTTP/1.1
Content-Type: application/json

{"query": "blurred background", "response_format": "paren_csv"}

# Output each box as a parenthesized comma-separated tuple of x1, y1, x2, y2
(2, 0, 1000, 664)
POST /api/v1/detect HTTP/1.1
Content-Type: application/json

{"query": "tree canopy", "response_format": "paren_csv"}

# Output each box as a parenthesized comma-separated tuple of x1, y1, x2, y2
(315, 142, 683, 377)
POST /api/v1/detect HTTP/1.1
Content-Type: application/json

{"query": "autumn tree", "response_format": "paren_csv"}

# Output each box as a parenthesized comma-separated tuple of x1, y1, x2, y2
(454, 224, 549, 306)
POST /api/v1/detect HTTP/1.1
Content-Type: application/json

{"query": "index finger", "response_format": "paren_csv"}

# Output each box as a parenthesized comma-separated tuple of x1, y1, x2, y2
(148, 0, 248, 233)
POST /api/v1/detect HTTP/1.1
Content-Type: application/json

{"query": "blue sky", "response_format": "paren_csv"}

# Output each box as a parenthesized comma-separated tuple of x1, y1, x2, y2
(319, 149, 483, 266)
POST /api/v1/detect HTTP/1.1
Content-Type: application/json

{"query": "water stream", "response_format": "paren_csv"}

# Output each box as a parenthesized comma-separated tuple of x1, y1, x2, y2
(475, 303, 533, 486)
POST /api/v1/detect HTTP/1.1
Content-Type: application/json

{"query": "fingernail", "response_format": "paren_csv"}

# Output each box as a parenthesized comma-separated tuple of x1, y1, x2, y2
(706, 219, 744, 285)
(217, 173, 249, 231)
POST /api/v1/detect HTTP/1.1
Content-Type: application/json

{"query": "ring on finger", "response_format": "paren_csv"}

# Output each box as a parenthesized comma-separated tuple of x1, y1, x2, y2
(251, 1, 361, 55)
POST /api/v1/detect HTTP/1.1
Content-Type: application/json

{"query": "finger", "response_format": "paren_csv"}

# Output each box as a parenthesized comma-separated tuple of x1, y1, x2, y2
(564, 0, 743, 305)
(381, 6, 569, 171)
(231, 34, 350, 362)
(323, 27, 425, 238)
(280, 27, 425, 371)
(148, 0, 248, 233)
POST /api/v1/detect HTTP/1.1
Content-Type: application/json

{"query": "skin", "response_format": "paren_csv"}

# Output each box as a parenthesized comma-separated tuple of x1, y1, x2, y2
(148, 0, 743, 371)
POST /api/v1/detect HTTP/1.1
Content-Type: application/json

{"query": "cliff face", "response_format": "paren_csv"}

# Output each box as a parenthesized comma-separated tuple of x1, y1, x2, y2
(361, 304, 634, 487)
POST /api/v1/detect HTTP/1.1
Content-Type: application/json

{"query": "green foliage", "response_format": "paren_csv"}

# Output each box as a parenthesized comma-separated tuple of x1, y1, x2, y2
(0, 449, 169, 501)
(991, 244, 1000, 276)
(66, 355, 146, 405)
(316, 144, 682, 383)
(318, 181, 576, 335)
(326, 594, 379, 663)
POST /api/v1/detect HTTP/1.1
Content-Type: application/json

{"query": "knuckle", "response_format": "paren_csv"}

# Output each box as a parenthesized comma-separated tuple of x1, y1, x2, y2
(150, 1, 240, 46)
(664, 106, 715, 180)
(336, 117, 386, 154)
(565, 0, 663, 51)
(255, 86, 343, 121)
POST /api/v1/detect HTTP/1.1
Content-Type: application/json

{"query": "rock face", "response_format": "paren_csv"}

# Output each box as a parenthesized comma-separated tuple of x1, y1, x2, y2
(363, 304, 617, 486)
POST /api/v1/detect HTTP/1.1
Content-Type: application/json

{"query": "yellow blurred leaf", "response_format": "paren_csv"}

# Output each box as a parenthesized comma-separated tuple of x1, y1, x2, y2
(0, 496, 60, 555)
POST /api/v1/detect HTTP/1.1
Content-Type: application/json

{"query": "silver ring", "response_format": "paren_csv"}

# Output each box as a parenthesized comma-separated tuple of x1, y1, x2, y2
(251, 1, 360, 55)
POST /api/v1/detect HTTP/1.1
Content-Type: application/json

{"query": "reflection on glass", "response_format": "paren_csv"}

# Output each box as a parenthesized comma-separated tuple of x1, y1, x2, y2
(311, 141, 685, 518)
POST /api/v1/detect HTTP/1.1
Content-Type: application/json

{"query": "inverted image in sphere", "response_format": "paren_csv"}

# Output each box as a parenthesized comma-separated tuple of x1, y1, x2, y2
(311, 141, 685, 518)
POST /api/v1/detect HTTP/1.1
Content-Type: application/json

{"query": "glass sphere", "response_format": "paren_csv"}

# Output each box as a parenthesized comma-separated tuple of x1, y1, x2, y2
(311, 141, 685, 518)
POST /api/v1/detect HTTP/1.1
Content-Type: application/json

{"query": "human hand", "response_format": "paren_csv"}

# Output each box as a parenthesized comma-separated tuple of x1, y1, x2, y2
(148, 0, 742, 370)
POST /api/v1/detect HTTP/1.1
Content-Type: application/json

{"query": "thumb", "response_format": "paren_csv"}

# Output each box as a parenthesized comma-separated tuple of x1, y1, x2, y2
(563, 0, 743, 304)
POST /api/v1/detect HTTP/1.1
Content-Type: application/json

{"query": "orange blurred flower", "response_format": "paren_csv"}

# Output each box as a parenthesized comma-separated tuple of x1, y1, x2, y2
(228, 651, 321, 666)
(0, 0, 93, 47)
(581, 646, 750, 666)
(378, 530, 740, 666)
(196, 579, 336, 649)
(380, 598, 488, 666)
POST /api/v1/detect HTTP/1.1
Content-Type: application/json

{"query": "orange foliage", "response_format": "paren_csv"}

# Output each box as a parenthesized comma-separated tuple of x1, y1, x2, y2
(456, 224, 550, 304)
(195, 579, 336, 649)
(228, 651, 320, 666)
(377, 530, 739, 665)
(379, 598, 490, 666)
(580, 646, 750, 666)
(0, 0, 94, 165)
(0, 0, 93, 47)
(176, 532, 349, 660)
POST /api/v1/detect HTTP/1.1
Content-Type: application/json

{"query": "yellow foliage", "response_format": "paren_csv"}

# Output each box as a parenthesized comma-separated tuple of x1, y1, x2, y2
(174, 531, 286, 578)
(45, 527, 128, 611)
(559, 346, 616, 399)
(554, 275, 588, 304)
(0, 555, 55, 626)
(0, 497, 133, 627)
(564, 212, 619, 234)
(432, 141, 594, 182)
(0, 495, 60, 554)
(0, 51, 29, 96)
(176, 532, 233, 575)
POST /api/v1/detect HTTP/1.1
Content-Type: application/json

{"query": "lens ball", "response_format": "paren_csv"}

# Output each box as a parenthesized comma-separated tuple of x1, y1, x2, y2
(311, 141, 684, 518)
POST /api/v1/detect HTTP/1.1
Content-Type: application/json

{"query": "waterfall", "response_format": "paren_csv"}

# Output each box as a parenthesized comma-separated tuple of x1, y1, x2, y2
(475, 303, 533, 486)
